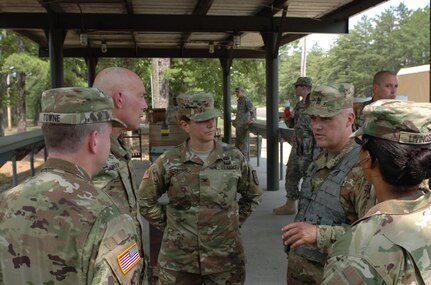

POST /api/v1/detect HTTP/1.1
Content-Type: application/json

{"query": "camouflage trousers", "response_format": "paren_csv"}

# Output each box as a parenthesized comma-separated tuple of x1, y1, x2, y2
(284, 144, 314, 201)
(287, 251, 323, 284)
(235, 126, 249, 160)
(158, 267, 245, 285)
(284, 146, 300, 201)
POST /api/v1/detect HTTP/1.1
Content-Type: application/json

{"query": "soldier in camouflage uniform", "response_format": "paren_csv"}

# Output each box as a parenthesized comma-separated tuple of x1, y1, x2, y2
(274, 77, 318, 215)
(92, 67, 149, 281)
(138, 92, 262, 285)
(353, 70, 398, 130)
(281, 84, 375, 284)
(323, 100, 431, 284)
(0, 87, 144, 284)
(233, 87, 256, 160)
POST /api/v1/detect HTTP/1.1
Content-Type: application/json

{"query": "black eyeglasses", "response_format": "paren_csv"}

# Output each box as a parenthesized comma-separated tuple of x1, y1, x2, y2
(354, 136, 368, 146)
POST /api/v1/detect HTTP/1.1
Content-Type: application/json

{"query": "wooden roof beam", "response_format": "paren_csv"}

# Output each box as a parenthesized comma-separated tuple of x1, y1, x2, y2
(0, 13, 348, 34)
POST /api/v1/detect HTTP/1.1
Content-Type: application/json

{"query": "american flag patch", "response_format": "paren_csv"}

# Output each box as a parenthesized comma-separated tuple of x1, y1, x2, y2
(117, 242, 141, 274)
(143, 170, 150, 179)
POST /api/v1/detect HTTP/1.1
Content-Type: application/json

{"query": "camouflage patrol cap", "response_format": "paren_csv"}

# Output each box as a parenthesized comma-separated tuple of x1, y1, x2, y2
(235, 87, 244, 92)
(293, 77, 312, 87)
(176, 92, 222, 122)
(351, 100, 431, 145)
(304, 83, 354, 117)
(39, 87, 125, 127)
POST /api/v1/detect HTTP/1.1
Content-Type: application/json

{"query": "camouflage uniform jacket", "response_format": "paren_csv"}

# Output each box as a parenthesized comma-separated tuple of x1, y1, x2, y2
(323, 192, 431, 284)
(93, 135, 144, 252)
(0, 158, 143, 284)
(235, 95, 256, 128)
(138, 139, 262, 274)
(353, 99, 373, 131)
(286, 96, 318, 175)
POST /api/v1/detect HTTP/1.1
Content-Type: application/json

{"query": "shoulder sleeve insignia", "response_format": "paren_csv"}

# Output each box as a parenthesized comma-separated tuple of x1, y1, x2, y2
(117, 242, 141, 274)
(143, 170, 150, 180)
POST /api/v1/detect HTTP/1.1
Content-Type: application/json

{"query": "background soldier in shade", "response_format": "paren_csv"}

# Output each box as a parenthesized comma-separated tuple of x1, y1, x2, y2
(92, 67, 149, 281)
(138, 92, 262, 285)
(353, 70, 398, 130)
(274, 77, 318, 215)
(281, 83, 375, 284)
(233, 87, 256, 160)
(0, 87, 143, 284)
(323, 100, 431, 284)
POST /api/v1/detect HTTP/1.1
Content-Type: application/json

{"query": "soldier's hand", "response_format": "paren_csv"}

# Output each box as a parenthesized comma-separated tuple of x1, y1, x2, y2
(281, 222, 317, 249)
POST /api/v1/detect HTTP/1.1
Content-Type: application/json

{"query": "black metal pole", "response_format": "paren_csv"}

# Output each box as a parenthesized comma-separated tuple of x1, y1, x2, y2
(48, 28, 66, 88)
(262, 32, 280, 191)
(220, 57, 232, 144)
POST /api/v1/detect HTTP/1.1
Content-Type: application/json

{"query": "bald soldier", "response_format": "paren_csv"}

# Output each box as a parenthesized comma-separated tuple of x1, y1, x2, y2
(353, 70, 398, 130)
(92, 67, 148, 264)
(138, 92, 262, 285)
(0, 87, 143, 284)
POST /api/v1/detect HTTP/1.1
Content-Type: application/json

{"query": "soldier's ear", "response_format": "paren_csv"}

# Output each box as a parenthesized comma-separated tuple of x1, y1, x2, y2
(179, 120, 190, 133)
(113, 92, 124, 108)
(88, 129, 98, 154)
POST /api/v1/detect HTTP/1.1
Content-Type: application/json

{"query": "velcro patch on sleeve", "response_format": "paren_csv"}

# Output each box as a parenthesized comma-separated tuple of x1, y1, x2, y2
(117, 242, 141, 275)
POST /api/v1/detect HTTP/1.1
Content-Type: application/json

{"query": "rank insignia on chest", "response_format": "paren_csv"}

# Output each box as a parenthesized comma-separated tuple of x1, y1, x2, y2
(105, 162, 120, 171)
(117, 242, 141, 274)
(223, 156, 232, 165)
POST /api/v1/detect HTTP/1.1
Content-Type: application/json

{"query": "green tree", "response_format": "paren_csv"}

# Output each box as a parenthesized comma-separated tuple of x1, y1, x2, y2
(279, 41, 302, 105)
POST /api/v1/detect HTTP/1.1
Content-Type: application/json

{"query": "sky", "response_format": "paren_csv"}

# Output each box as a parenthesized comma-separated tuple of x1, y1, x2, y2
(306, 0, 430, 52)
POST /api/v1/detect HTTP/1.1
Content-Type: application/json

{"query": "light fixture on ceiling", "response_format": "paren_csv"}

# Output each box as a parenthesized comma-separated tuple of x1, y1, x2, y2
(79, 32, 88, 46)
(101, 40, 108, 53)
(209, 41, 214, 54)
(233, 34, 241, 48)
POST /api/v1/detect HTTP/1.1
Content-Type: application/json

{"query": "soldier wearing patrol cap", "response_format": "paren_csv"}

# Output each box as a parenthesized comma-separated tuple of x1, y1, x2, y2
(274, 76, 319, 215)
(233, 86, 256, 160)
(0, 87, 144, 284)
(138, 92, 262, 285)
(281, 83, 375, 284)
(323, 100, 431, 284)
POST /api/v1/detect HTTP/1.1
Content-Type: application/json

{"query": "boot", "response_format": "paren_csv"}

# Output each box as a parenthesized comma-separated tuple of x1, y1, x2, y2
(273, 200, 297, 215)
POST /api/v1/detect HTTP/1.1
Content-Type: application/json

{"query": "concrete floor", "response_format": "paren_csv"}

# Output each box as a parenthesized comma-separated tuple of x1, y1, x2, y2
(133, 139, 293, 285)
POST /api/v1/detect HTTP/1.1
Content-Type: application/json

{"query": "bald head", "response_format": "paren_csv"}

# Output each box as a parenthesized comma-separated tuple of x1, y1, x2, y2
(93, 67, 142, 97)
(93, 67, 147, 131)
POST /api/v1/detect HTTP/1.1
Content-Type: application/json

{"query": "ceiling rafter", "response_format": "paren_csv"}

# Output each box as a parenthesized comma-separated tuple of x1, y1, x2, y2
(123, 0, 137, 50)
(279, 0, 385, 47)
(256, 0, 288, 17)
(180, 0, 215, 48)
(38, 0, 66, 13)
(0, 0, 388, 59)
(228, 0, 289, 50)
